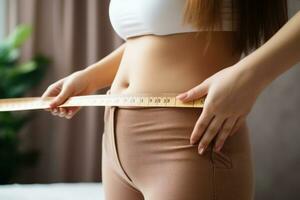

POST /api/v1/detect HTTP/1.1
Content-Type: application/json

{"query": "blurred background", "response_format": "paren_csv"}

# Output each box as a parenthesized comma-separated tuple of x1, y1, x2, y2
(0, 0, 299, 200)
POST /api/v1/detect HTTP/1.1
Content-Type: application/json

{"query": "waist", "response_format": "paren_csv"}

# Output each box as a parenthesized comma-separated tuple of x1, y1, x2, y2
(110, 32, 241, 95)
(110, 59, 238, 96)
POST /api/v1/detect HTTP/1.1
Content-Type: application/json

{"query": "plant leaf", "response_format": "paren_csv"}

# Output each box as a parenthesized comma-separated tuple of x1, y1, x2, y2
(6, 25, 32, 49)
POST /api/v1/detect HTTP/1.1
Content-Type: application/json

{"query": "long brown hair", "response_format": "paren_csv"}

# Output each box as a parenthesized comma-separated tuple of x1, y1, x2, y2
(183, 0, 288, 55)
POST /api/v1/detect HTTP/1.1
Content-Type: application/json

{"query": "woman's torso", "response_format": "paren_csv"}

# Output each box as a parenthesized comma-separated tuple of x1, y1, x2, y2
(108, 0, 241, 95)
(110, 32, 242, 95)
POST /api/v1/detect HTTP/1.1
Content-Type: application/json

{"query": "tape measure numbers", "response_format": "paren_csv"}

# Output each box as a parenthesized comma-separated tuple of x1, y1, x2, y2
(0, 94, 206, 112)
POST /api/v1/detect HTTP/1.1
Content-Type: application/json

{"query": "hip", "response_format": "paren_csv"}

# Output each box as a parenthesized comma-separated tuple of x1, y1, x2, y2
(103, 102, 253, 169)
(102, 104, 254, 199)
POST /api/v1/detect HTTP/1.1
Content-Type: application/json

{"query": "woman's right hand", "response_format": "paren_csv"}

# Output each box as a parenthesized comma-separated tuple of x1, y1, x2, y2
(41, 70, 95, 119)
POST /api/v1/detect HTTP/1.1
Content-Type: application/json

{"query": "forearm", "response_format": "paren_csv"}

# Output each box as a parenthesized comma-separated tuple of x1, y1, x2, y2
(239, 10, 300, 91)
(82, 42, 126, 92)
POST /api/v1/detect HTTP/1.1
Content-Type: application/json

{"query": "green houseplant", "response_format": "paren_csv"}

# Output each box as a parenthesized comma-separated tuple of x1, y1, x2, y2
(0, 25, 50, 184)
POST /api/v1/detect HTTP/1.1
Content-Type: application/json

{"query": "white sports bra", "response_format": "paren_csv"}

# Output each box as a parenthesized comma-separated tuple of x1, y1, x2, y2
(109, 0, 238, 41)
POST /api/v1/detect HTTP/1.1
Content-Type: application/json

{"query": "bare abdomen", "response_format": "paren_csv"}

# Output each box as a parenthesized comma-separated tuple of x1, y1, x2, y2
(110, 32, 241, 95)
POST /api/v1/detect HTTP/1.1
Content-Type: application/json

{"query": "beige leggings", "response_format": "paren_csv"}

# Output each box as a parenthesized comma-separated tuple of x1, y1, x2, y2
(101, 91, 254, 200)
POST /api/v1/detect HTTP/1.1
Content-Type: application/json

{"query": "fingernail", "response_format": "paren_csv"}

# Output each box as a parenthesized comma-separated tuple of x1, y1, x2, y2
(176, 93, 187, 99)
(66, 114, 72, 119)
(199, 147, 204, 155)
(190, 138, 195, 145)
(66, 111, 72, 118)
(59, 112, 65, 117)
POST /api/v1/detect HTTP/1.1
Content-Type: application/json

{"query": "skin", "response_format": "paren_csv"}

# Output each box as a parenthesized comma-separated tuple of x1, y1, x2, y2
(42, 31, 241, 128)
(42, 10, 300, 155)
(176, 10, 300, 153)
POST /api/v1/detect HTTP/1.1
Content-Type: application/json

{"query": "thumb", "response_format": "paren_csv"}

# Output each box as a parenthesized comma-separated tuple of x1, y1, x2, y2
(49, 86, 72, 108)
(176, 79, 210, 102)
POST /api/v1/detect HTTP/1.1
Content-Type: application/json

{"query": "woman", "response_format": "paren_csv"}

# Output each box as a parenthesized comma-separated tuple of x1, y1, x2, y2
(41, 0, 300, 199)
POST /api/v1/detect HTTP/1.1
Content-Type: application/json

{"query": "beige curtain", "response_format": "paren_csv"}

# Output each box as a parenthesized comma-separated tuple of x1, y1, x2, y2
(6, 0, 123, 182)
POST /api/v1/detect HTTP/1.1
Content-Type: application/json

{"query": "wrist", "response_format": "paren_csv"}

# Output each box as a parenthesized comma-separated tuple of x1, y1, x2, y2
(234, 57, 270, 95)
(81, 67, 99, 93)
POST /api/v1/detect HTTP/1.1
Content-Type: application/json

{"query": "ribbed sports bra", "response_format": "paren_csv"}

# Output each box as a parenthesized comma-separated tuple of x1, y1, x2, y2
(109, 0, 238, 41)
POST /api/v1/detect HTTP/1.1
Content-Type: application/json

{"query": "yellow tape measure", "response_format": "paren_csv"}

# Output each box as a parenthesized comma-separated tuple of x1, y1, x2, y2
(0, 94, 205, 112)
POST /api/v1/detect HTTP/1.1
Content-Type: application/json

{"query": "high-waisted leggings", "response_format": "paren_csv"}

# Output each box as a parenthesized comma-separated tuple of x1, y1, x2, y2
(101, 91, 254, 200)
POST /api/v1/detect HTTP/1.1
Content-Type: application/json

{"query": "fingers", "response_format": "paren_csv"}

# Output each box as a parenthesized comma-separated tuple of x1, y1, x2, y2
(42, 87, 59, 111)
(42, 79, 79, 119)
(176, 79, 209, 102)
(49, 85, 72, 108)
(41, 86, 59, 99)
(65, 107, 81, 118)
(41, 81, 63, 99)
(50, 106, 80, 119)
(190, 108, 214, 145)
(229, 116, 246, 137)
(42, 83, 78, 119)
(41, 82, 63, 112)
(213, 117, 237, 152)
(198, 116, 225, 155)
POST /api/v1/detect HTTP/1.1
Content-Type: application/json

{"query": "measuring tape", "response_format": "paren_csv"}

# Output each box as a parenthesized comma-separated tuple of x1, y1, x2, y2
(0, 94, 205, 112)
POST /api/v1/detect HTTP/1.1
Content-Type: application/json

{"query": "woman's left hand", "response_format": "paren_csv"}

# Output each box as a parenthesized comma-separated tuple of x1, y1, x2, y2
(176, 64, 263, 154)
